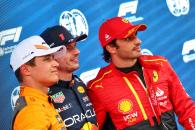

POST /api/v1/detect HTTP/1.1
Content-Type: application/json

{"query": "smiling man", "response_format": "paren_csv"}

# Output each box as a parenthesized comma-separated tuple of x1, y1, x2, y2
(40, 25, 98, 130)
(10, 36, 66, 130)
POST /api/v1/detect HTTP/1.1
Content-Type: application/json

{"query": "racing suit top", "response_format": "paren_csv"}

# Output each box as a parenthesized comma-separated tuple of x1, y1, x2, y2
(12, 86, 66, 130)
(87, 55, 195, 130)
(49, 75, 98, 130)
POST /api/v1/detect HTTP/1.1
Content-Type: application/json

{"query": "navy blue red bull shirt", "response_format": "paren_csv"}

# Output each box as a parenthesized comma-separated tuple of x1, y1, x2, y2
(49, 75, 98, 130)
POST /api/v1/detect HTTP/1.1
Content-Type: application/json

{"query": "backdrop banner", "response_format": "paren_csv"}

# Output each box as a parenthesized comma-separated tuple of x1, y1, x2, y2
(0, 0, 194, 129)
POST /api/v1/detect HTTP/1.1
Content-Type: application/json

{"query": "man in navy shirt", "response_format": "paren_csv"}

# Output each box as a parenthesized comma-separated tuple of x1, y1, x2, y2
(40, 25, 98, 130)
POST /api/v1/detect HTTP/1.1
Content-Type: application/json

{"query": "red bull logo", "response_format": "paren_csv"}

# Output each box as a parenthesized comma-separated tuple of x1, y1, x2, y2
(80, 122, 98, 130)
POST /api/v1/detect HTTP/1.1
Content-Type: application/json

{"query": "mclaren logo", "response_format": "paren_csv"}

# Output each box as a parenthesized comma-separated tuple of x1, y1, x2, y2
(118, 99, 133, 113)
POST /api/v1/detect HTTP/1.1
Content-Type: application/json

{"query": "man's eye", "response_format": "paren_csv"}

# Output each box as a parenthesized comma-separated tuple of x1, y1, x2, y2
(125, 35, 136, 41)
(44, 55, 53, 61)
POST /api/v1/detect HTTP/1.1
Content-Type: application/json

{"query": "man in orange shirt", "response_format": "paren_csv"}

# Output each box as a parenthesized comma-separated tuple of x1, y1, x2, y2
(10, 35, 66, 130)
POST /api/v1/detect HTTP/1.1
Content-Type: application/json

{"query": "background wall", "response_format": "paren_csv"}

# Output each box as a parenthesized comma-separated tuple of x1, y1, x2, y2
(0, 0, 194, 129)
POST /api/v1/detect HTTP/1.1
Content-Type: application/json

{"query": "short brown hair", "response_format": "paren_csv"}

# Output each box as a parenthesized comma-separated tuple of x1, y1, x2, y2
(102, 40, 118, 63)
(14, 58, 36, 82)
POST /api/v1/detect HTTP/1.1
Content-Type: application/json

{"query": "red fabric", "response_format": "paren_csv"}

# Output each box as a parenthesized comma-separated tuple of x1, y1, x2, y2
(87, 55, 195, 130)
(98, 17, 147, 47)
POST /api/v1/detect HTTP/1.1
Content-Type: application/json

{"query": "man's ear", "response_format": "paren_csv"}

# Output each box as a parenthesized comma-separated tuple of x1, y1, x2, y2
(106, 44, 117, 54)
(20, 64, 31, 76)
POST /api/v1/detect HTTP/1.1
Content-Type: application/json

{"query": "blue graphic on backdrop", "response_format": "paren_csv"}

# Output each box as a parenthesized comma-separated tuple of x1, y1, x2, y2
(0, 0, 195, 130)
(59, 9, 88, 38)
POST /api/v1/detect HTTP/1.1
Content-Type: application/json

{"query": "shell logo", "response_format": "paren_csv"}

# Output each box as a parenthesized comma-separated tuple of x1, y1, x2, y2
(77, 86, 85, 94)
(118, 99, 133, 113)
(153, 70, 158, 82)
(80, 122, 98, 130)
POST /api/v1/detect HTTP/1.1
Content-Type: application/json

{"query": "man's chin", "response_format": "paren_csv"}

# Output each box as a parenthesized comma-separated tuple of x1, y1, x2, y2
(71, 65, 79, 71)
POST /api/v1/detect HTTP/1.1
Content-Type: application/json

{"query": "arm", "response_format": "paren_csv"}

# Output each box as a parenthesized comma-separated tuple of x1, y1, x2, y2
(165, 61, 195, 130)
(13, 106, 54, 130)
(87, 88, 107, 130)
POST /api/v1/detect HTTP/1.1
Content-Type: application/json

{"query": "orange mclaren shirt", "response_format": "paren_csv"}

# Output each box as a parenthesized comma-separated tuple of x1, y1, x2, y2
(13, 86, 66, 130)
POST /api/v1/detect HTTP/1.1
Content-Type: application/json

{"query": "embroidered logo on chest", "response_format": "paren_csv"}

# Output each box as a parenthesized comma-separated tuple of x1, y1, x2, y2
(118, 99, 133, 113)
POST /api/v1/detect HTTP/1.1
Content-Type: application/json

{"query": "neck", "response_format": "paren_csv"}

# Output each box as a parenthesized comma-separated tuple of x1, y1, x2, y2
(112, 57, 138, 68)
(58, 70, 73, 81)
(21, 80, 48, 94)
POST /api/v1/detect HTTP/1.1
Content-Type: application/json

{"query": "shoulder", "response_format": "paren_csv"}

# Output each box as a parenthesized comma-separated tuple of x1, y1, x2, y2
(87, 65, 111, 90)
(140, 55, 167, 62)
(139, 55, 169, 67)
(13, 100, 50, 129)
(15, 96, 48, 115)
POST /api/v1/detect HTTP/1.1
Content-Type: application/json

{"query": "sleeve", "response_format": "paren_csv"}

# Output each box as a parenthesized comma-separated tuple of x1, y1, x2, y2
(13, 105, 51, 130)
(165, 60, 195, 130)
(87, 85, 107, 130)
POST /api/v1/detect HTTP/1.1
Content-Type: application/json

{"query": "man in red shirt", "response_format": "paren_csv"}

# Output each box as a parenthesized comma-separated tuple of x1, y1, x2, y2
(87, 17, 195, 130)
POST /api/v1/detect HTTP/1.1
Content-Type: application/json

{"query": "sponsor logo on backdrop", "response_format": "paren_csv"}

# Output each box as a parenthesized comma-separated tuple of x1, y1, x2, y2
(118, 0, 144, 22)
(141, 49, 153, 55)
(80, 68, 100, 84)
(0, 26, 22, 56)
(166, 0, 190, 17)
(182, 39, 195, 63)
(59, 9, 88, 38)
(11, 86, 20, 111)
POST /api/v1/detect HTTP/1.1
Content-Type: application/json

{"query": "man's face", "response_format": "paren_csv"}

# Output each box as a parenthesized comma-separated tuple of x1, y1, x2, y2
(113, 34, 142, 60)
(29, 55, 59, 87)
(54, 42, 80, 72)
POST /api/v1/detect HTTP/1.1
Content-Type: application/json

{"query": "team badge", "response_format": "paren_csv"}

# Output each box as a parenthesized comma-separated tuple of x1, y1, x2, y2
(51, 91, 65, 103)
(69, 80, 75, 87)
(122, 18, 129, 23)
(118, 99, 133, 114)
(77, 86, 85, 93)
(55, 115, 63, 123)
(80, 122, 98, 130)
(153, 70, 158, 82)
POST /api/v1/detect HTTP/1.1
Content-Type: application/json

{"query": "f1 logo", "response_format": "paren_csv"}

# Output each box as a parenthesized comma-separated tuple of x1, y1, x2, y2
(0, 26, 22, 46)
(182, 39, 195, 63)
(118, 0, 143, 22)
(118, 0, 138, 17)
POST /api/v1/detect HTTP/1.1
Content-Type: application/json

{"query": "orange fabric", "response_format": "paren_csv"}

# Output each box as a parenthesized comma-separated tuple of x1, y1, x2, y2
(13, 86, 66, 130)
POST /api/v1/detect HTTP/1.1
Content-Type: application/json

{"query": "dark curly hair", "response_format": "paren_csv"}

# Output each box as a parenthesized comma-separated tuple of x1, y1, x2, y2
(102, 39, 118, 63)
